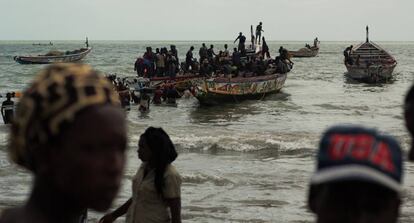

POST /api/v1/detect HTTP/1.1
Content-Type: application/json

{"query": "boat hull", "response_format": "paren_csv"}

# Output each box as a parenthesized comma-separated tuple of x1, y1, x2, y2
(195, 73, 287, 106)
(14, 47, 92, 64)
(345, 63, 396, 82)
(149, 74, 203, 91)
(289, 47, 319, 58)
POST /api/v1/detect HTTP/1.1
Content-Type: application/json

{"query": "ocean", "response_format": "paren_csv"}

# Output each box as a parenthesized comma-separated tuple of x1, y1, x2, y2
(1, 40, 414, 222)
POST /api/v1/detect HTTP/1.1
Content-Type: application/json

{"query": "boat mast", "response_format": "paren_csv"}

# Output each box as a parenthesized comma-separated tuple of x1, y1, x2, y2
(366, 25, 369, 43)
(250, 25, 254, 49)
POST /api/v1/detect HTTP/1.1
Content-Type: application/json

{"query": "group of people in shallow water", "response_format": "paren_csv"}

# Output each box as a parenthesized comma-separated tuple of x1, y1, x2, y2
(1, 63, 414, 223)
(106, 74, 191, 111)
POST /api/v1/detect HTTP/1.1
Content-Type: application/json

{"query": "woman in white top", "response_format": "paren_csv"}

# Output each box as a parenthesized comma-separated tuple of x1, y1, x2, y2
(100, 127, 182, 223)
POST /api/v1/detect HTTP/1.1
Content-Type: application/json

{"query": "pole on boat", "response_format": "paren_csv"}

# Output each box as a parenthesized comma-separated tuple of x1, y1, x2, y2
(250, 25, 254, 50)
(366, 25, 369, 43)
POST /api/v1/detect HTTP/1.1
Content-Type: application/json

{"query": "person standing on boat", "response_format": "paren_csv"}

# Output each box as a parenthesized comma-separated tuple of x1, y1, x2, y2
(255, 22, 264, 44)
(207, 45, 216, 62)
(314, 37, 320, 48)
(144, 47, 156, 77)
(1, 93, 14, 124)
(223, 44, 230, 57)
(156, 48, 166, 77)
(185, 46, 195, 72)
(199, 43, 208, 63)
(261, 37, 270, 59)
(234, 32, 246, 56)
(170, 45, 179, 66)
(343, 45, 353, 65)
(232, 48, 241, 70)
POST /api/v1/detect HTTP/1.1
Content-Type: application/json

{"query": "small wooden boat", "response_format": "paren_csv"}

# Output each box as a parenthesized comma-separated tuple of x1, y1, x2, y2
(289, 46, 319, 58)
(195, 72, 287, 106)
(345, 26, 397, 82)
(14, 47, 92, 64)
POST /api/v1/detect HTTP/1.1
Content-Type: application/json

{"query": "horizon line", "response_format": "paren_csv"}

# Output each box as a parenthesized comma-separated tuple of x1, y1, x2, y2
(1, 39, 414, 42)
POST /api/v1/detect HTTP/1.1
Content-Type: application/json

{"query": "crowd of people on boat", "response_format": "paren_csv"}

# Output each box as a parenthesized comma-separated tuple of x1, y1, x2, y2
(1, 63, 414, 223)
(134, 42, 293, 79)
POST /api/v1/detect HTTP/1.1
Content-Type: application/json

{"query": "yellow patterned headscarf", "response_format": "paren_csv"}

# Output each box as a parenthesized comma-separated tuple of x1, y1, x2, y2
(9, 63, 120, 171)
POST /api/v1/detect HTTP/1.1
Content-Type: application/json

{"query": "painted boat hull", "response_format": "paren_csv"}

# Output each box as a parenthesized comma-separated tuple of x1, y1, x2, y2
(149, 74, 204, 91)
(14, 47, 92, 64)
(195, 73, 287, 106)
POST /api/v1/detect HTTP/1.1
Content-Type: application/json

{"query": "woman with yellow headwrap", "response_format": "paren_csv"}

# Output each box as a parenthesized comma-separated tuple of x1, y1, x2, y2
(0, 63, 127, 223)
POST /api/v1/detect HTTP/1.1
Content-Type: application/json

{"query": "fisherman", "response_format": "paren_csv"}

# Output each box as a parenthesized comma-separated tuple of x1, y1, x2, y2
(152, 86, 163, 105)
(185, 46, 195, 72)
(207, 45, 216, 62)
(1, 92, 14, 124)
(170, 45, 179, 65)
(199, 59, 213, 77)
(343, 45, 354, 65)
(314, 37, 319, 47)
(85, 37, 89, 48)
(139, 89, 150, 112)
(308, 125, 403, 223)
(155, 48, 166, 76)
(261, 37, 270, 59)
(166, 85, 181, 104)
(234, 32, 246, 56)
(278, 46, 284, 55)
(199, 43, 208, 63)
(255, 22, 264, 44)
(143, 47, 156, 77)
(166, 53, 178, 78)
(223, 44, 230, 57)
(232, 48, 241, 69)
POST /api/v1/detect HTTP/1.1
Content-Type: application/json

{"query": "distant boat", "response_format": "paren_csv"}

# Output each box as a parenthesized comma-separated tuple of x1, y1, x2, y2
(14, 47, 92, 64)
(344, 26, 397, 82)
(32, 42, 53, 46)
(289, 46, 319, 58)
(15, 38, 91, 64)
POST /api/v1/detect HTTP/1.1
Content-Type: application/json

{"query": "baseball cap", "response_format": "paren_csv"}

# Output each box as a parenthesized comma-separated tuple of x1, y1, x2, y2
(310, 125, 403, 193)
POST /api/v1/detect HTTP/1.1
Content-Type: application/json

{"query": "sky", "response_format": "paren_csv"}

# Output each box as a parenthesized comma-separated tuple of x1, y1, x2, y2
(0, 0, 413, 41)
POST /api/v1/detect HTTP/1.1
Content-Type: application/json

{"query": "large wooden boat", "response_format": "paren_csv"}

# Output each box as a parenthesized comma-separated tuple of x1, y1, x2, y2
(289, 46, 319, 58)
(345, 27, 397, 82)
(14, 47, 92, 64)
(195, 72, 287, 106)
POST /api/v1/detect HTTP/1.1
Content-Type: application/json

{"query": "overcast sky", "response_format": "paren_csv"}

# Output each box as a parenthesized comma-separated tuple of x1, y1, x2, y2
(0, 0, 412, 41)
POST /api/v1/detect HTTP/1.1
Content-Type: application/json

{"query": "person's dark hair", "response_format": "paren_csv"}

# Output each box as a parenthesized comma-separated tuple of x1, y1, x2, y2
(308, 181, 399, 220)
(142, 127, 178, 196)
(405, 85, 414, 160)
